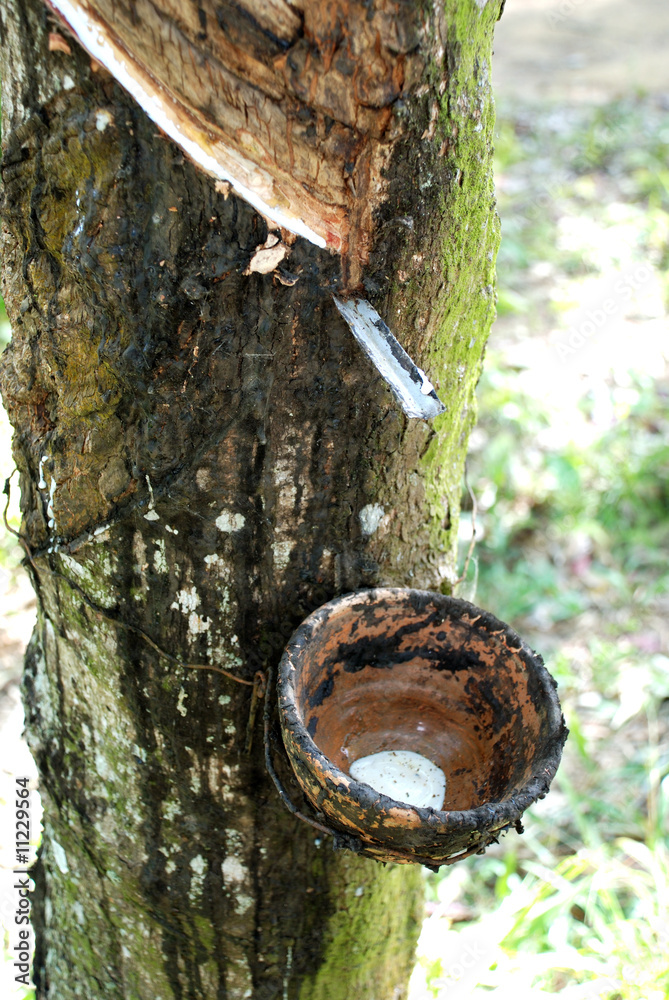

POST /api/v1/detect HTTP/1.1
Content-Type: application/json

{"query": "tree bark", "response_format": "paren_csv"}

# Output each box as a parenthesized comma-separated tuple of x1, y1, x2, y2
(0, 1, 501, 997)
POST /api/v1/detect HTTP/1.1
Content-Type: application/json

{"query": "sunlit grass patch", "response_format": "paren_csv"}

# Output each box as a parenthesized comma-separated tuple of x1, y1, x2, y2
(411, 839, 669, 1000)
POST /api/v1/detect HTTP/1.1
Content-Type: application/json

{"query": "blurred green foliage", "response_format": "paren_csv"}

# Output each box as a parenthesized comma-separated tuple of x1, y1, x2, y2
(468, 366, 669, 628)
(412, 95, 669, 1000)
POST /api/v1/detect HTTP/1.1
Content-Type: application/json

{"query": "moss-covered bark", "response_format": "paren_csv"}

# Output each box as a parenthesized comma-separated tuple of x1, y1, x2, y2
(0, 1, 501, 997)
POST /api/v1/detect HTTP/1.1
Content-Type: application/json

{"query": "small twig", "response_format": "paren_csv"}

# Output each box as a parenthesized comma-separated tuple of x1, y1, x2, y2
(176, 662, 253, 684)
(3, 470, 22, 540)
(5, 471, 44, 598)
(51, 566, 254, 685)
(454, 462, 478, 588)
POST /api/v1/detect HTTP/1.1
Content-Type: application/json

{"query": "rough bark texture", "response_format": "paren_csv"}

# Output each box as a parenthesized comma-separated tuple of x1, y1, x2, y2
(0, 1, 501, 997)
(46, 0, 430, 279)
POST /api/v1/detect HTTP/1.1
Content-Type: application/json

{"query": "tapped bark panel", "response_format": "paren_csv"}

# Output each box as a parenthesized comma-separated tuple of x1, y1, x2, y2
(47, 0, 427, 284)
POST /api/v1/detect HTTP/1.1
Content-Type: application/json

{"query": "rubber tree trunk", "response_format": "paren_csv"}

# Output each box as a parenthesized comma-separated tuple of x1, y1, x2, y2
(0, 1, 500, 997)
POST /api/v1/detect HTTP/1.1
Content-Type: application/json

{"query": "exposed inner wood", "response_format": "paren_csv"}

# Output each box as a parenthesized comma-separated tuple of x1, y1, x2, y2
(46, 0, 427, 288)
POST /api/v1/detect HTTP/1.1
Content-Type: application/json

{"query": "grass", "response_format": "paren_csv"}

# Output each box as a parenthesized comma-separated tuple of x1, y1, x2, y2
(415, 839, 669, 999)
(410, 94, 669, 1000)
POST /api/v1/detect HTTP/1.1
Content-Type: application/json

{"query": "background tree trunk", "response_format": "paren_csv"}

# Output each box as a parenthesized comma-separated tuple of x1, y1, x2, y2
(0, 1, 500, 997)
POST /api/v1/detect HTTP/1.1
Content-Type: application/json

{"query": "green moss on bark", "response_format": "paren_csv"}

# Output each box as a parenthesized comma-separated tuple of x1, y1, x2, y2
(422, 0, 501, 584)
(298, 856, 423, 1000)
(363, 1, 500, 594)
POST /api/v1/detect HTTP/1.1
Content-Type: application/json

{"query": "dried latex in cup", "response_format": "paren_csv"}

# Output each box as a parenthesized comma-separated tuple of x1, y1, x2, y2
(349, 749, 447, 809)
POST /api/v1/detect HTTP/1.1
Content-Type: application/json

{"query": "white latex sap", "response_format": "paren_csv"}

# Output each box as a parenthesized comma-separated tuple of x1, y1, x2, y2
(349, 749, 446, 809)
